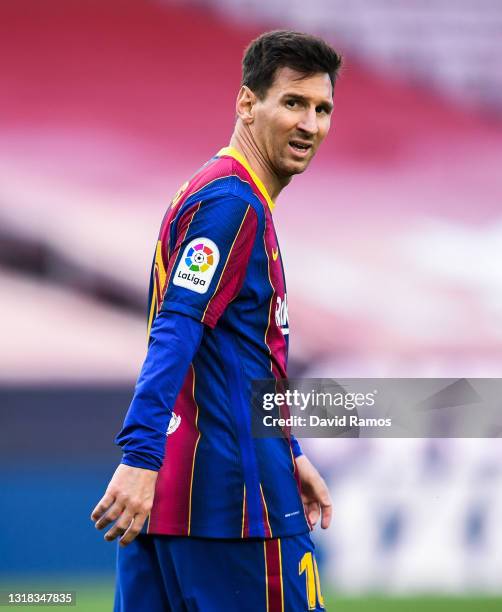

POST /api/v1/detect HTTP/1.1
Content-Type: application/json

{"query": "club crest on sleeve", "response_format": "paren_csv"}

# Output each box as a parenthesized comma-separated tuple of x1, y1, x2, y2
(166, 412, 181, 435)
(173, 237, 220, 294)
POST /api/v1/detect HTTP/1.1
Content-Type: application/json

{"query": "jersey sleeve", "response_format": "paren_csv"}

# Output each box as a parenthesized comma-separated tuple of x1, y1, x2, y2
(160, 195, 258, 328)
(115, 311, 203, 471)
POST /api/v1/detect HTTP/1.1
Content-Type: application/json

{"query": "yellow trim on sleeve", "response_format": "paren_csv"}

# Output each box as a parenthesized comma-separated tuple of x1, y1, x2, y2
(187, 364, 201, 536)
(217, 146, 276, 213)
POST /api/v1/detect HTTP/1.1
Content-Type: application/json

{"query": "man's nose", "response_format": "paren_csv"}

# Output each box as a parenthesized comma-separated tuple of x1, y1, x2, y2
(297, 108, 318, 135)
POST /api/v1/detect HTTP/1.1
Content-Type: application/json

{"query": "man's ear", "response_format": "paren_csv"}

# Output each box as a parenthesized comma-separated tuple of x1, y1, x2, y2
(235, 86, 257, 124)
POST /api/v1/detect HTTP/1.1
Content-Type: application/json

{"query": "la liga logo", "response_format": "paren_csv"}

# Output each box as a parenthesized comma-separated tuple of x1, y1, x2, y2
(174, 237, 220, 295)
(185, 242, 215, 273)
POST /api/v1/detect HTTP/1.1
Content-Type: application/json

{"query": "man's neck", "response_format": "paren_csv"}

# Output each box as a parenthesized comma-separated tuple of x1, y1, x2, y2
(229, 129, 291, 202)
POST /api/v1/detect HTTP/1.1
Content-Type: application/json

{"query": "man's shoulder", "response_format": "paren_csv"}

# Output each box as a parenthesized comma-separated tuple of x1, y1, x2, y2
(180, 156, 265, 221)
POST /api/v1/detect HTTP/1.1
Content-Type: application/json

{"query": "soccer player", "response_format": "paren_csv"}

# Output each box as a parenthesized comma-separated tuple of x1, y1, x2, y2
(91, 30, 342, 611)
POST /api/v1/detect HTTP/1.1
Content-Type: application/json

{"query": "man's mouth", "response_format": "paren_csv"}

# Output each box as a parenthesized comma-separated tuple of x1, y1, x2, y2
(288, 140, 313, 157)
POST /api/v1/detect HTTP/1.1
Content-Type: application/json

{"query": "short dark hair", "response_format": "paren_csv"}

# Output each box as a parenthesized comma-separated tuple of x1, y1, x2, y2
(242, 30, 342, 98)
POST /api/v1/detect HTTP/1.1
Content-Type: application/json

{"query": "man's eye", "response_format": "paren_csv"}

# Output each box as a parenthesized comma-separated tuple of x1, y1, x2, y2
(286, 100, 297, 108)
(316, 106, 327, 114)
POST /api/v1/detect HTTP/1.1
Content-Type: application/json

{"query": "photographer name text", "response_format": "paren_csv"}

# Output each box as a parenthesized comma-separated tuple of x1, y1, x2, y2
(262, 415, 392, 428)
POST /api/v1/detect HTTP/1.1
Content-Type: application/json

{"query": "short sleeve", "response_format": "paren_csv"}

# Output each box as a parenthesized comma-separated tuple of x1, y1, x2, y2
(161, 195, 258, 328)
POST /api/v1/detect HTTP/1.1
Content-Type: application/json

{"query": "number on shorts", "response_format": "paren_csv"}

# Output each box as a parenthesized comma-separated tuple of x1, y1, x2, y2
(299, 552, 325, 609)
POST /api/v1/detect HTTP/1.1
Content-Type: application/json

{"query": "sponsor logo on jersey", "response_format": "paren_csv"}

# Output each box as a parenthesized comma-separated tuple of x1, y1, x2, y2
(275, 293, 289, 335)
(173, 237, 220, 294)
(272, 247, 279, 261)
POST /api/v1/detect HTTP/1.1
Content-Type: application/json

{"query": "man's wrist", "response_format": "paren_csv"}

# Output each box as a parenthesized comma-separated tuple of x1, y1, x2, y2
(121, 452, 161, 472)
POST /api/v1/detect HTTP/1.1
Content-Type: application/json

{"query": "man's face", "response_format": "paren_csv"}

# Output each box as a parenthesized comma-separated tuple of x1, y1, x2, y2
(251, 66, 334, 178)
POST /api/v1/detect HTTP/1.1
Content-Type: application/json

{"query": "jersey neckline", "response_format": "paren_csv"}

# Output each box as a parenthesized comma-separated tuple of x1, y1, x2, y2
(217, 146, 276, 213)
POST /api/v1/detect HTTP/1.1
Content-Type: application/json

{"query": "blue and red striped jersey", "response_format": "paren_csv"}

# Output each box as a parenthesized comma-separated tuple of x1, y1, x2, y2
(131, 147, 308, 539)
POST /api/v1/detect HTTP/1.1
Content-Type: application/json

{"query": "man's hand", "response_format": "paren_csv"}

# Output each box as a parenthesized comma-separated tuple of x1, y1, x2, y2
(91, 464, 158, 547)
(295, 454, 333, 530)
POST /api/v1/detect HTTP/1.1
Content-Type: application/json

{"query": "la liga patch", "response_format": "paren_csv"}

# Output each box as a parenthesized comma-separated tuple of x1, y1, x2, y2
(173, 237, 220, 294)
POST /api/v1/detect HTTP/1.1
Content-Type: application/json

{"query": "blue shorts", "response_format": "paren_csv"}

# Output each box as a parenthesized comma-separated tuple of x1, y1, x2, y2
(114, 532, 325, 611)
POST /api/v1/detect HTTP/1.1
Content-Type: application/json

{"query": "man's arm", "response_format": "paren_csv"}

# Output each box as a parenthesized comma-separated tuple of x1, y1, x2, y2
(115, 311, 203, 471)
(291, 432, 334, 529)
(295, 454, 333, 530)
(91, 195, 259, 546)
(91, 310, 203, 546)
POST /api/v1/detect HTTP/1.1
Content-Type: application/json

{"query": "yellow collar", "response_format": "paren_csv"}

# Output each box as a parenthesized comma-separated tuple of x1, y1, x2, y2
(217, 146, 275, 212)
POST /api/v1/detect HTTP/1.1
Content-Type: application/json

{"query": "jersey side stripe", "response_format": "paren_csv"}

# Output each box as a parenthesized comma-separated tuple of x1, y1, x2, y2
(217, 328, 264, 536)
(260, 483, 273, 538)
(241, 484, 247, 538)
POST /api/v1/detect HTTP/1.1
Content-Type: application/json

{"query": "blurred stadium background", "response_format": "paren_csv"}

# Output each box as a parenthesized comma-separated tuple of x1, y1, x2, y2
(1, 0, 502, 609)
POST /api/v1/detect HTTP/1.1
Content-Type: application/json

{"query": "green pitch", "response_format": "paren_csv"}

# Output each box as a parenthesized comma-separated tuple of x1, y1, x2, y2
(326, 595, 502, 611)
(70, 591, 502, 611)
(2, 581, 501, 611)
